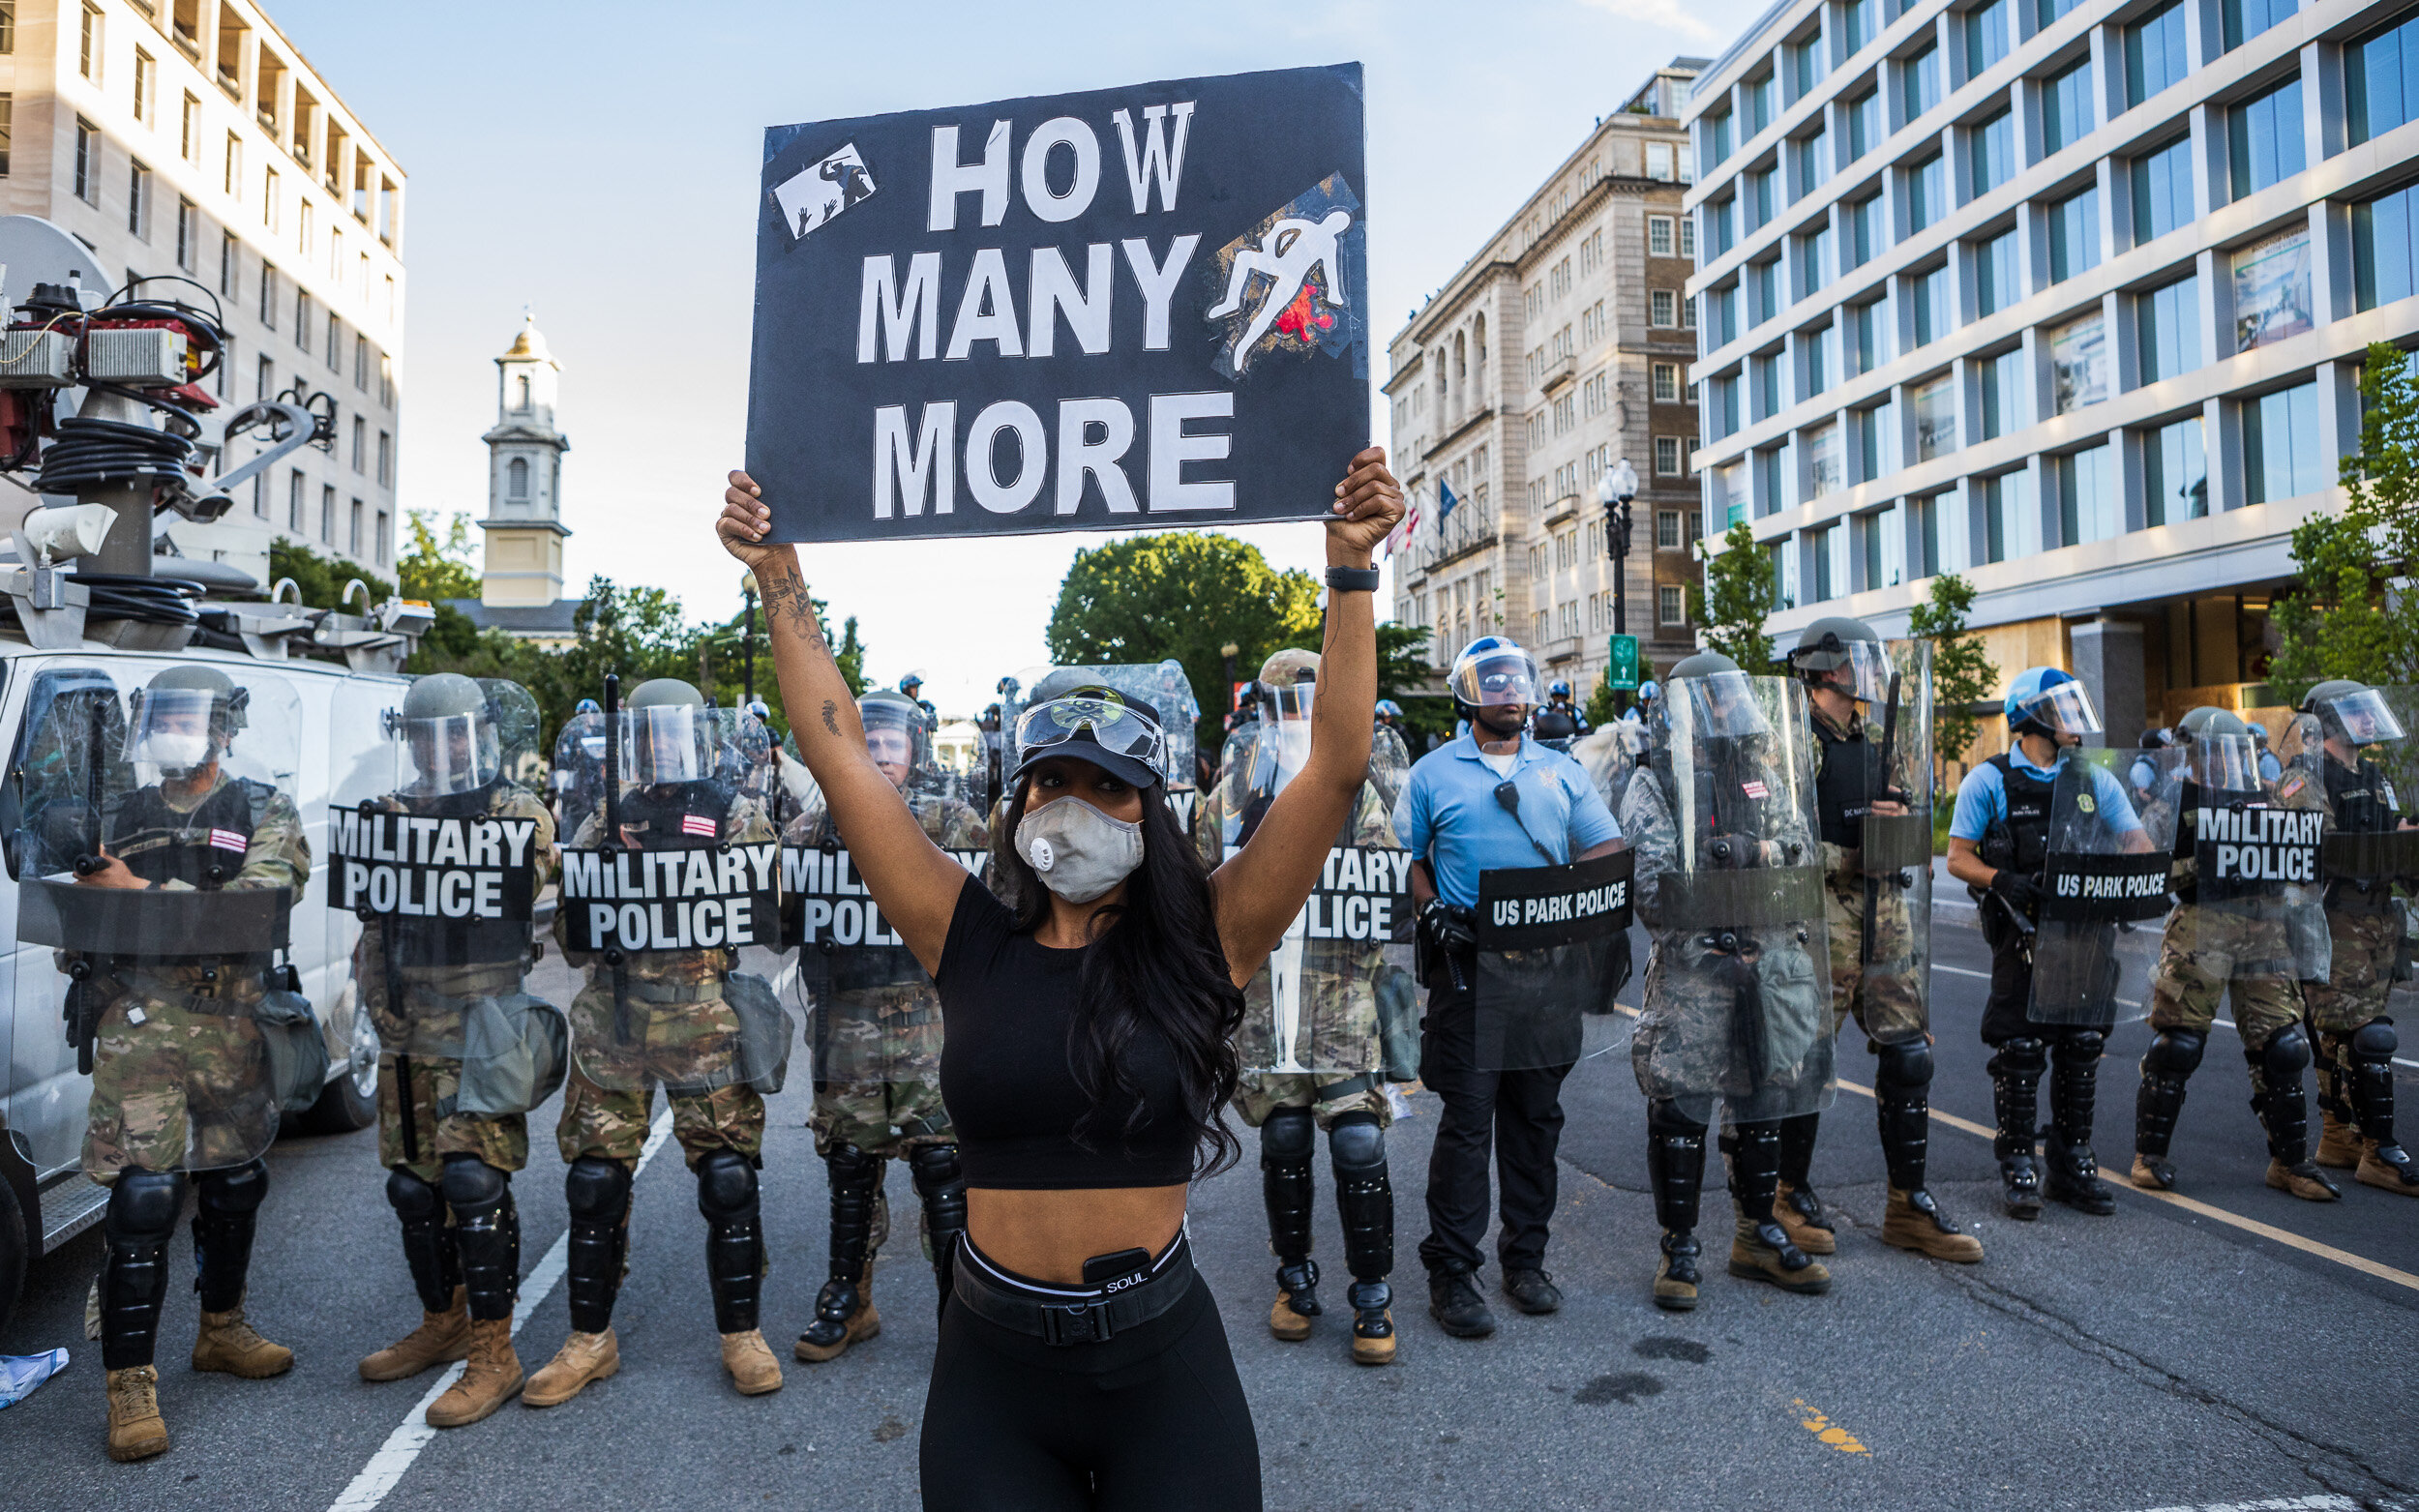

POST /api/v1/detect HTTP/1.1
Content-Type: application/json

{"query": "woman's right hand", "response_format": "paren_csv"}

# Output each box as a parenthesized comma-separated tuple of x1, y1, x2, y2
(717, 470, 791, 574)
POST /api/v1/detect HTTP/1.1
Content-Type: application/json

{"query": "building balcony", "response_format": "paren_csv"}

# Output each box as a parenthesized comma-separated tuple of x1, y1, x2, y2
(1538, 354, 1577, 393)
(1538, 636, 1583, 665)
(1541, 491, 1582, 528)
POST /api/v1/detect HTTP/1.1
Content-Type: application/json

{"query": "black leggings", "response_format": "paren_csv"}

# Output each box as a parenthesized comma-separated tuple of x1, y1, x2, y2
(919, 1270, 1263, 1511)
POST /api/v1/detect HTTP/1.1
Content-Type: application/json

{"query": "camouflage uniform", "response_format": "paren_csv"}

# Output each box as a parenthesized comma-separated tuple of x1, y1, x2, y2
(1812, 704, 1922, 1046)
(552, 791, 778, 1170)
(81, 776, 312, 1182)
(2301, 745, 2418, 1189)
(365, 782, 558, 1185)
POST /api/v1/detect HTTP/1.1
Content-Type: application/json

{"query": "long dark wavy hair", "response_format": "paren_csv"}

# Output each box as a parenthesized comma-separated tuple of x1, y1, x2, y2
(994, 776, 1245, 1179)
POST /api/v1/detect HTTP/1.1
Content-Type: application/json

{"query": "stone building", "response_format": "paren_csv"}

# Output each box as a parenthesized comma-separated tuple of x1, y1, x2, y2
(1386, 61, 1708, 697)
(447, 312, 580, 646)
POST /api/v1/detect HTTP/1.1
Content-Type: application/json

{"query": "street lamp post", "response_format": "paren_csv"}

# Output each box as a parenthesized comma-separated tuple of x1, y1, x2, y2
(1598, 458, 1639, 711)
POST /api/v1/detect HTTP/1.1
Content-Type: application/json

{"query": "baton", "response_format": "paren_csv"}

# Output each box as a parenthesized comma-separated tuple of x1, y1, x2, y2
(1864, 670, 1901, 968)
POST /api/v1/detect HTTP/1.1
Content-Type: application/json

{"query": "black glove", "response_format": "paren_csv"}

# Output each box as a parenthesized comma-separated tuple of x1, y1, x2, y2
(1418, 898, 1478, 955)
(1989, 867, 2043, 916)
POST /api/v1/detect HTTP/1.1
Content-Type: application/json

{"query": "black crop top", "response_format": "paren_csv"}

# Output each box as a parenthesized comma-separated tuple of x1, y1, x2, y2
(936, 875, 1197, 1190)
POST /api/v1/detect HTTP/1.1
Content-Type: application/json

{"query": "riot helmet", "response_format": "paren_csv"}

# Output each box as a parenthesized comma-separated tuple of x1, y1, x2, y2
(623, 677, 713, 786)
(1256, 648, 1319, 790)
(2302, 679, 2406, 746)
(575, 697, 601, 716)
(1788, 615, 1892, 704)
(2004, 667, 2101, 743)
(1374, 698, 1404, 728)
(1448, 637, 1540, 721)
(857, 689, 932, 792)
(386, 672, 498, 796)
(1547, 679, 1573, 702)
(1669, 652, 1768, 740)
(2138, 727, 2171, 751)
(1007, 687, 1170, 791)
(128, 664, 248, 776)
(2187, 708, 2260, 791)
(899, 672, 925, 697)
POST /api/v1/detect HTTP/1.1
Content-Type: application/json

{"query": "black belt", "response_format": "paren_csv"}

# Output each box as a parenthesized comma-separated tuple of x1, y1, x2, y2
(950, 1233, 1195, 1347)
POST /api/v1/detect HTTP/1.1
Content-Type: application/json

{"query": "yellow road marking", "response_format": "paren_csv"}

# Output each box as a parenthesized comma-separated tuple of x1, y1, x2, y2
(1832, 1078, 2419, 1294)
(1791, 1398, 1871, 1454)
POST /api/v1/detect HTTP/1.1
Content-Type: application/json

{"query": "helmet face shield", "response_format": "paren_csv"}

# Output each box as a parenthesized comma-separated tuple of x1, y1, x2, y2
(129, 687, 221, 774)
(2016, 679, 2103, 738)
(1684, 670, 1772, 739)
(2326, 687, 2406, 744)
(2196, 731, 2259, 792)
(391, 708, 499, 795)
(625, 704, 706, 786)
(1450, 648, 1540, 709)
(1831, 640, 1895, 704)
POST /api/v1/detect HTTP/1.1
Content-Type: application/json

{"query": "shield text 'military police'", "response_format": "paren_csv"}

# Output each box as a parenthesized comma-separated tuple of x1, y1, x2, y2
(746, 64, 1369, 544)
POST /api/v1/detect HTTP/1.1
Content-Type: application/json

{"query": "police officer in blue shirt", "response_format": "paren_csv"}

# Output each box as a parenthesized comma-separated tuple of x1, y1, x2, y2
(1394, 637, 1625, 1339)
(1946, 667, 2154, 1217)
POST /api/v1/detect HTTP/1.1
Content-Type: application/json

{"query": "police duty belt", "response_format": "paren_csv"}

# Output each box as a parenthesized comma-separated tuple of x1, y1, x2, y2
(329, 807, 542, 923)
(560, 844, 780, 952)
(1474, 846, 1636, 951)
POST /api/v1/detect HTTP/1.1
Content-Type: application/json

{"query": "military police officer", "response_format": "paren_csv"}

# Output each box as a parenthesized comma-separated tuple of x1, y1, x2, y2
(351, 675, 560, 1428)
(2298, 681, 2419, 1194)
(791, 690, 988, 1363)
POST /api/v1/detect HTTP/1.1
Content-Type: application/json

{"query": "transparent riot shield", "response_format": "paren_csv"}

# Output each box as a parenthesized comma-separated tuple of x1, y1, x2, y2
(552, 697, 789, 1092)
(329, 678, 561, 1115)
(15, 662, 307, 1173)
(1632, 674, 1836, 1124)
(1852, 640, 1934, 1045)
(2029, 749, 2177, 1024)
(1369, 723, 1412, 815)
(1007, 661, 1203, 824)
(784, 692, 987, 1090)
(2170, 724, 2330, 996)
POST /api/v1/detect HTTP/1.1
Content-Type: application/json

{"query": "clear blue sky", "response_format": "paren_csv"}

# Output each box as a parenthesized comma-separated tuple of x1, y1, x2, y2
(272, 0, 1757, 716)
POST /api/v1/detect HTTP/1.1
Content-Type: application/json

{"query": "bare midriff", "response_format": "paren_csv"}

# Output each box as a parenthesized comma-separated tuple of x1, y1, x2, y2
(967, 1185, 1189, 1285)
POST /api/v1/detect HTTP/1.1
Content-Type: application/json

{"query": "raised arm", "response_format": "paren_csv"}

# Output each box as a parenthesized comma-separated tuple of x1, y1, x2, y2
(718, 473, 966, 974)
(1210, 447, 1404, 982)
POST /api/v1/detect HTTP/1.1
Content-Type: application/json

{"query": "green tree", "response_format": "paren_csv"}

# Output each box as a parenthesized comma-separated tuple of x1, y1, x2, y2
(1046, 531, 1322, 753)
(397, 511, 481, 603)
(1907, 573, 1997, 792)
(1687, 522, 1776, 672)
(2267, 341, 2419, 700)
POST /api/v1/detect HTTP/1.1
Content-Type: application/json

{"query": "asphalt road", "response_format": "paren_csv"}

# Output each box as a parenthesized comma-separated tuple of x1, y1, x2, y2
(4, 908, 2416, 1512)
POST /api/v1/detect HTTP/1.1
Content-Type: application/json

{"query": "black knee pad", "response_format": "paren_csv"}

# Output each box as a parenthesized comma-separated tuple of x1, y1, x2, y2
(2259, 1023, 2313, 1081)
(1875, 1039, 1933, 1099)
(564, 1155, 633, 1222)
(385, 1165, 441, 1221)
(1328, 1112, 1386, 1175)
(694, 1149, 759, 1221)
(197, 1158, 269, 1216)
(2052, 1030, 2105, 1067)
(2351, 1019, 2399, 1063)
(1988, 1036, 2048, 1078)
(105, 1170, 187, 1242)
(824, 1141, 883, 1188)
(1260, 1106, 1316, 1165)
(907, 1143, 964, 1197)
(439, 1155, 509, 1216)
(2144, 1028, 2206, 1077)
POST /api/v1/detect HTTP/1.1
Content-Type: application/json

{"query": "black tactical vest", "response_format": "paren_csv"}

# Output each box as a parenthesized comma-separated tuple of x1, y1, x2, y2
(1980, 754, 2055, 876)
(618, 780, 737, 852)
(107, 777, 260, 889)
(1811, 717, 1874, 849)
(2325, 756, 2396, 835)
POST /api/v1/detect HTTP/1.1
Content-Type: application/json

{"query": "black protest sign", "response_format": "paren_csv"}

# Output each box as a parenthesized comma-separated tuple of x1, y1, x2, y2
(2195, 805, 2322, 902)
(782, 843, 985, 951)
(747, 64, 1369, 544)
(559, 844, 781, 952)
(2040, 851, 2172, 923)
(328, 808, 541, 922)
(1287, 845, 1412, 947)
(1475, 847, 1636, 951)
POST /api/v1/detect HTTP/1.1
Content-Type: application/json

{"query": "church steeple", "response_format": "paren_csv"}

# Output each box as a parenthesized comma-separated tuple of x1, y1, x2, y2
(476, 311, 572, 608)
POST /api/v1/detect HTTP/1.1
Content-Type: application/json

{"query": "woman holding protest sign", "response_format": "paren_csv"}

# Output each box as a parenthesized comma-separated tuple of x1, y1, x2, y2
(718, 448, 1401, 1510)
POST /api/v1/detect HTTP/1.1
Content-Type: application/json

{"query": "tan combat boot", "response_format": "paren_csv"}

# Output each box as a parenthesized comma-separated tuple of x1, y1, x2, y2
(2357, 1140, 2419, 1196)
(191, 1303, 294, 1378)
(523, 1328, 619, 1408)
(359, 1288, 471, 1382)
(2314, 1110, 2362, 1170)
(1269, 1261, 1318, 1342)
(1880, 1188, 1985, 1263)
(1774, 1181, 1837, 1255)
(792, 1267, 879, 1363)
(1728, 1216, 1831, 1294)
(105, 1365, 169, 1463)
(1653, 1231, 1702, 1312)
(426, 1319, 523, 1428)
(720, 1330, 784, 1395)
(2265, 1158, 2343, 1201)
(2130, 1152, 2177, 1190)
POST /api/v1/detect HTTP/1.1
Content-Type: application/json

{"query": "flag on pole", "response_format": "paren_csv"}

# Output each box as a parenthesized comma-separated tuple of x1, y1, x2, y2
(1385, 489, 1422, 557)
(1437, 478, 1459, 522)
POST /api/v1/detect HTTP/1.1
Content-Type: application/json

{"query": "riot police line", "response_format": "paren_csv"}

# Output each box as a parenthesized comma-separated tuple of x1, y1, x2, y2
(47, 644, 2419, 1466)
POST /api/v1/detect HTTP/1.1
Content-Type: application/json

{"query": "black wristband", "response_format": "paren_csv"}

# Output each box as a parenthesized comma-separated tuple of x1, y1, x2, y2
(1325, 565, 1381, 592)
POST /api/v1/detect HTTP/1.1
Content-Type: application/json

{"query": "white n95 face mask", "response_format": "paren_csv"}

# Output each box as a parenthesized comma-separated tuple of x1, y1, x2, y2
(1015, 797, 1146, 904)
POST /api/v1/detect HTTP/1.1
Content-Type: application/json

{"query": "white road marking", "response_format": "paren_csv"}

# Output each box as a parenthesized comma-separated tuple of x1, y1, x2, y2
(326, 1109, 676, 1512)
(2122, 1497, 2364, 1511)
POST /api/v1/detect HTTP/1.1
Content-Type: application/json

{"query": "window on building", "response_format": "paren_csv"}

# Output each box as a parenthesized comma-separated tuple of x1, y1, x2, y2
(1656, 435, 1685, 474)
(2131, 135, 2195, 243)
(1750, 258, 1779, 324)
(0, 2, 15, 55)
(254, 353, 270, 400)
(376, 510, 390, 564)
(0, 95, 12, 178)
(1804, 321, 1834, 396)
(2145, 415, 2208, 523)
(1854, 401, 1891, 479)
(349, 498, 363, 557)
(1981, 346, 2025, 438)
(224, 132, 240, 198)
(2126, 1, 2191, 108)
(1747, 166, 1776, 228)
(1679, 215, 1695, 258)
(1710, 372, 1741, 435)
(73, 117, 97, 204)
(1649, 215, 1675, 257)
(2349, 10, 2419, 145)
(283, 468, 299, 525)
(1657, 509, 1683, 548)
(2039, 0, 2085, 27)
(220, 230, 238, 297)
(1841, 194, 1877, 269)
(2056, 445, 2117, 545)
(320, 485, 335, 543)
(1800, 225, 1834, 299)
(1844, 0, 1877, 53)
(2354, 181, 2419, 310)
(1746, 72, 1775, 133)
(1975, 227, 2021, 314)
(133, 47, 154, 124)
(215, 335, 230, 398)
(2244, 381, 2321, 501)
(1846, 88, 1882, 162)
(1970, 109, 2016, 197)
(1793, 127, 1831, 194)
(325, 312, 342, 371)
(1769, 540, 1792, 608)
(127, 158, 150, 238)
(1648, 140, 1675, 181)
(2228, 76, 2306, 200)
(1906, 153, 1946, 231)
(2222, 0, 2296, 51)
(381, 353, 396, 410)
(1789, 32, 1825, 97)
(1904, 43, 1943, 121)
(263, 165, 280, 230)
(294, 289, 311, 350)
(1753, 351, 1781, 420)
(1657, 584, 1686, 625)
(259, 263, 277, 327)
(1758, 446, 1787, 518)
(1705, 197, 1735, 257)
(1706, 109, 1734, 165)
(1966, 0, 2009, 77)
(79, 4, 100, 80)
(2044, 59, 2095, 155)
(1913, 372, 1957, 459)
(2047, 189, 2100, 282)
(1807, 420, 1844, 498)
(181, 91, 198, 162)
(1980, 470, 2036, 562)
(1849, 298, 1886, 372)
(1653, 362, 1681, 400)
(354, 333, 369, 390)
(2136, 274, 2203, 381)
(351, 415, 366, 472)
(174, 195, 195, 269)
(1911, 264, 1952, 345)
(508, 456, 529, 500)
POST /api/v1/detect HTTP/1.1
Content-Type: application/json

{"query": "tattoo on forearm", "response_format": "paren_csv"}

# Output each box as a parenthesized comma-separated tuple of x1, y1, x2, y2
(821, 699, 841, 737)
(761, 567, 829, 652)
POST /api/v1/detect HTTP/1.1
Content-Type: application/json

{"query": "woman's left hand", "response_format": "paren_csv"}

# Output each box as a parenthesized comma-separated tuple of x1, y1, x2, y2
(1327, 447, 1404, 561)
